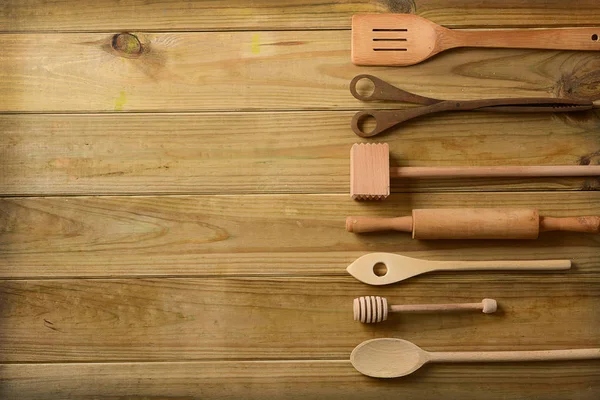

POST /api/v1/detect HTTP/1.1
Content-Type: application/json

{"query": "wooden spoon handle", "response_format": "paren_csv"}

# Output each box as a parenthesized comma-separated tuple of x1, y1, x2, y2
(448, 28, 600, 51)
(431, 259, 571, 271)
(432, 348, 600, 363)
(539, 216, 600, 233)
(346, 216, 412, 233)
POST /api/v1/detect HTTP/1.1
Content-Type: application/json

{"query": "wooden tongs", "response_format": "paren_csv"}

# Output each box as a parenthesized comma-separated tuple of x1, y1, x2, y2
(350, 74, 599, 137)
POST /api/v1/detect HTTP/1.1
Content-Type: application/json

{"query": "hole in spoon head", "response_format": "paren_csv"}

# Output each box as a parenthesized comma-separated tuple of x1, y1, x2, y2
(356, 113, 377, 136)
(355, 77, 376, 98)
(592, 34, 599, 41)
(373, 262, 388, 277)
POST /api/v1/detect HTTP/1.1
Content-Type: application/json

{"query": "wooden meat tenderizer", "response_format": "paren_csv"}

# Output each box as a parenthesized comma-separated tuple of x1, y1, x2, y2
(346, 208, 600, 239)
(354, 296, 496, 324)
(350, 143, 600, 200)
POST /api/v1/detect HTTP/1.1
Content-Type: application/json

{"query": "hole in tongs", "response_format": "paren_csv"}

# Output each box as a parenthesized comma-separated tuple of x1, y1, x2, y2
(352, 112, 378, 137)
(350, 75, 376, 101)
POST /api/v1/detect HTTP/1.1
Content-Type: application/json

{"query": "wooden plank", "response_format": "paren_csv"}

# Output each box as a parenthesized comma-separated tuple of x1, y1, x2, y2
(0, 277, 598, 362)
(1, 360, 599, 399)
(1, 32, 600, 112)
(2, 112, 600, 196)
(0, 192, 598, 278)
(2, 0, 600, 32)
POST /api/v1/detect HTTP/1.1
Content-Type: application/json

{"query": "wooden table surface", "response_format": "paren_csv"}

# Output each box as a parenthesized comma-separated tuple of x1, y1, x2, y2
(1, 1, 599, 398)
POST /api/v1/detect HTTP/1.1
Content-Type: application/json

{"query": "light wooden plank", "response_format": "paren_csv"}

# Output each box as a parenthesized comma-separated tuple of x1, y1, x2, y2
(2, 31, 600, 112)
(0, 277, 598, 362)
(2, 0, 600, 32)
(1, 360, 599, 399)
(2, 112, 599, 196)
(0, 192, 598, 278)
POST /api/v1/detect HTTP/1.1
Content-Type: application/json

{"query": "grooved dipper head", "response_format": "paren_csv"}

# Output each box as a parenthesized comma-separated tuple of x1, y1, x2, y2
(354, 296, 389, 323)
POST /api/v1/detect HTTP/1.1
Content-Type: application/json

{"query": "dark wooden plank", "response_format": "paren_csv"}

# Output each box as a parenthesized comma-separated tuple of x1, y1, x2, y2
(2, 32, 600, 112)
(2, 0, 600, 32)
(1, 360, 599, 399)
(0, 193, 598, 278)
(2, 113, 600, 196)
(0, 277, 598, 362)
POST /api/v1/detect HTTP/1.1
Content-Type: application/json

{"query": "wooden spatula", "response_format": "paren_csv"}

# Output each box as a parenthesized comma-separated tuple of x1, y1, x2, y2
(347, 253, 571, 285)
(351, 338, 600, 378)
(352, 14, 600, 66)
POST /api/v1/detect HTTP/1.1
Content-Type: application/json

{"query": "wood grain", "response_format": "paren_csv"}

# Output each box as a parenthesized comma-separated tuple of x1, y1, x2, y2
(0, 193, 598, 278)
(2, 112, 599, 196)
(0, 277, 598, 362)
(2, 0, 600, 32)
(2, 1, 600, 397)
(1, 360, 599, 400)
(2, 32, 600, 112)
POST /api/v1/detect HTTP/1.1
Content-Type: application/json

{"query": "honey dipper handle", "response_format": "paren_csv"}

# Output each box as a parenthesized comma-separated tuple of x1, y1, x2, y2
(390, 300, 494, 314)
(539, 216, 600, 234)
(346, 216, 412, 233)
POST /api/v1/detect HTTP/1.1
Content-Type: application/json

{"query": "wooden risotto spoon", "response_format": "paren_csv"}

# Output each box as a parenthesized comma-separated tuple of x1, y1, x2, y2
(351, 338, 600, 378)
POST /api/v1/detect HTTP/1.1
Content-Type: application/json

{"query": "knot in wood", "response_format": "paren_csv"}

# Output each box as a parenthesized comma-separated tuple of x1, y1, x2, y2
(380, 0, 416, 13)
(112, 33, 143, 57)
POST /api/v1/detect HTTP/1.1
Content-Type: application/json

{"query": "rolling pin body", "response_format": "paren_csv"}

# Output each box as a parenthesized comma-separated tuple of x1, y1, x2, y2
(412, 208, 538, 239)
(346, 208, 600, 239)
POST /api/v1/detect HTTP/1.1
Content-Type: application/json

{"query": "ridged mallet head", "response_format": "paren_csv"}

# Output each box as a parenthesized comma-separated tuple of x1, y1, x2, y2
(350, 143, 390, 200)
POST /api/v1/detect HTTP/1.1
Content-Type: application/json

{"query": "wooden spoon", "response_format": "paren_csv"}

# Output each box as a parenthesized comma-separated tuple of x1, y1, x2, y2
(352, 14, 600, 66)
(347, 253, 571, 286)
(351, 338, 600, 378)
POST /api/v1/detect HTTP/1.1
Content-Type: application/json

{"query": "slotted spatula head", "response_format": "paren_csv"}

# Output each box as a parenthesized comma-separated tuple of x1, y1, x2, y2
(352, 14, 445, 66)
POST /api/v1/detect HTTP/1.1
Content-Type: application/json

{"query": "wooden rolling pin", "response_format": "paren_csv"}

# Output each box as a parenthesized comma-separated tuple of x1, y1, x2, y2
(346, 208, 600, 239)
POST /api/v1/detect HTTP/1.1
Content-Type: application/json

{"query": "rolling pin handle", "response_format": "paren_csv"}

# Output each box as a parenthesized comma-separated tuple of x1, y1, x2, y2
(539, 216, 600, 234)
(346, 216, 413, 233)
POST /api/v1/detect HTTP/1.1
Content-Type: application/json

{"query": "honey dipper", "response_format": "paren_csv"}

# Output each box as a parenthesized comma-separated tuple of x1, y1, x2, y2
(353, 296, 497, 323)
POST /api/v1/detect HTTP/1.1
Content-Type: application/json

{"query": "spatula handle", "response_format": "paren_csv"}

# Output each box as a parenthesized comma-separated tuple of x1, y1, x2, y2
(449, 28, 600, 51)
(433, 348, 600, 363)
(432, 259, 571, 272)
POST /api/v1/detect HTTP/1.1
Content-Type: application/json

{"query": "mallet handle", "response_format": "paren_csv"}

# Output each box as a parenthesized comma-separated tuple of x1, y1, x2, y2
(389, 165, 600, 178)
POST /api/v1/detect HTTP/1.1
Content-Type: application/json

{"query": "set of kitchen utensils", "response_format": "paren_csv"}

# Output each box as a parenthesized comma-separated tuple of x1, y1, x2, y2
(346, 14, 600, 379)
